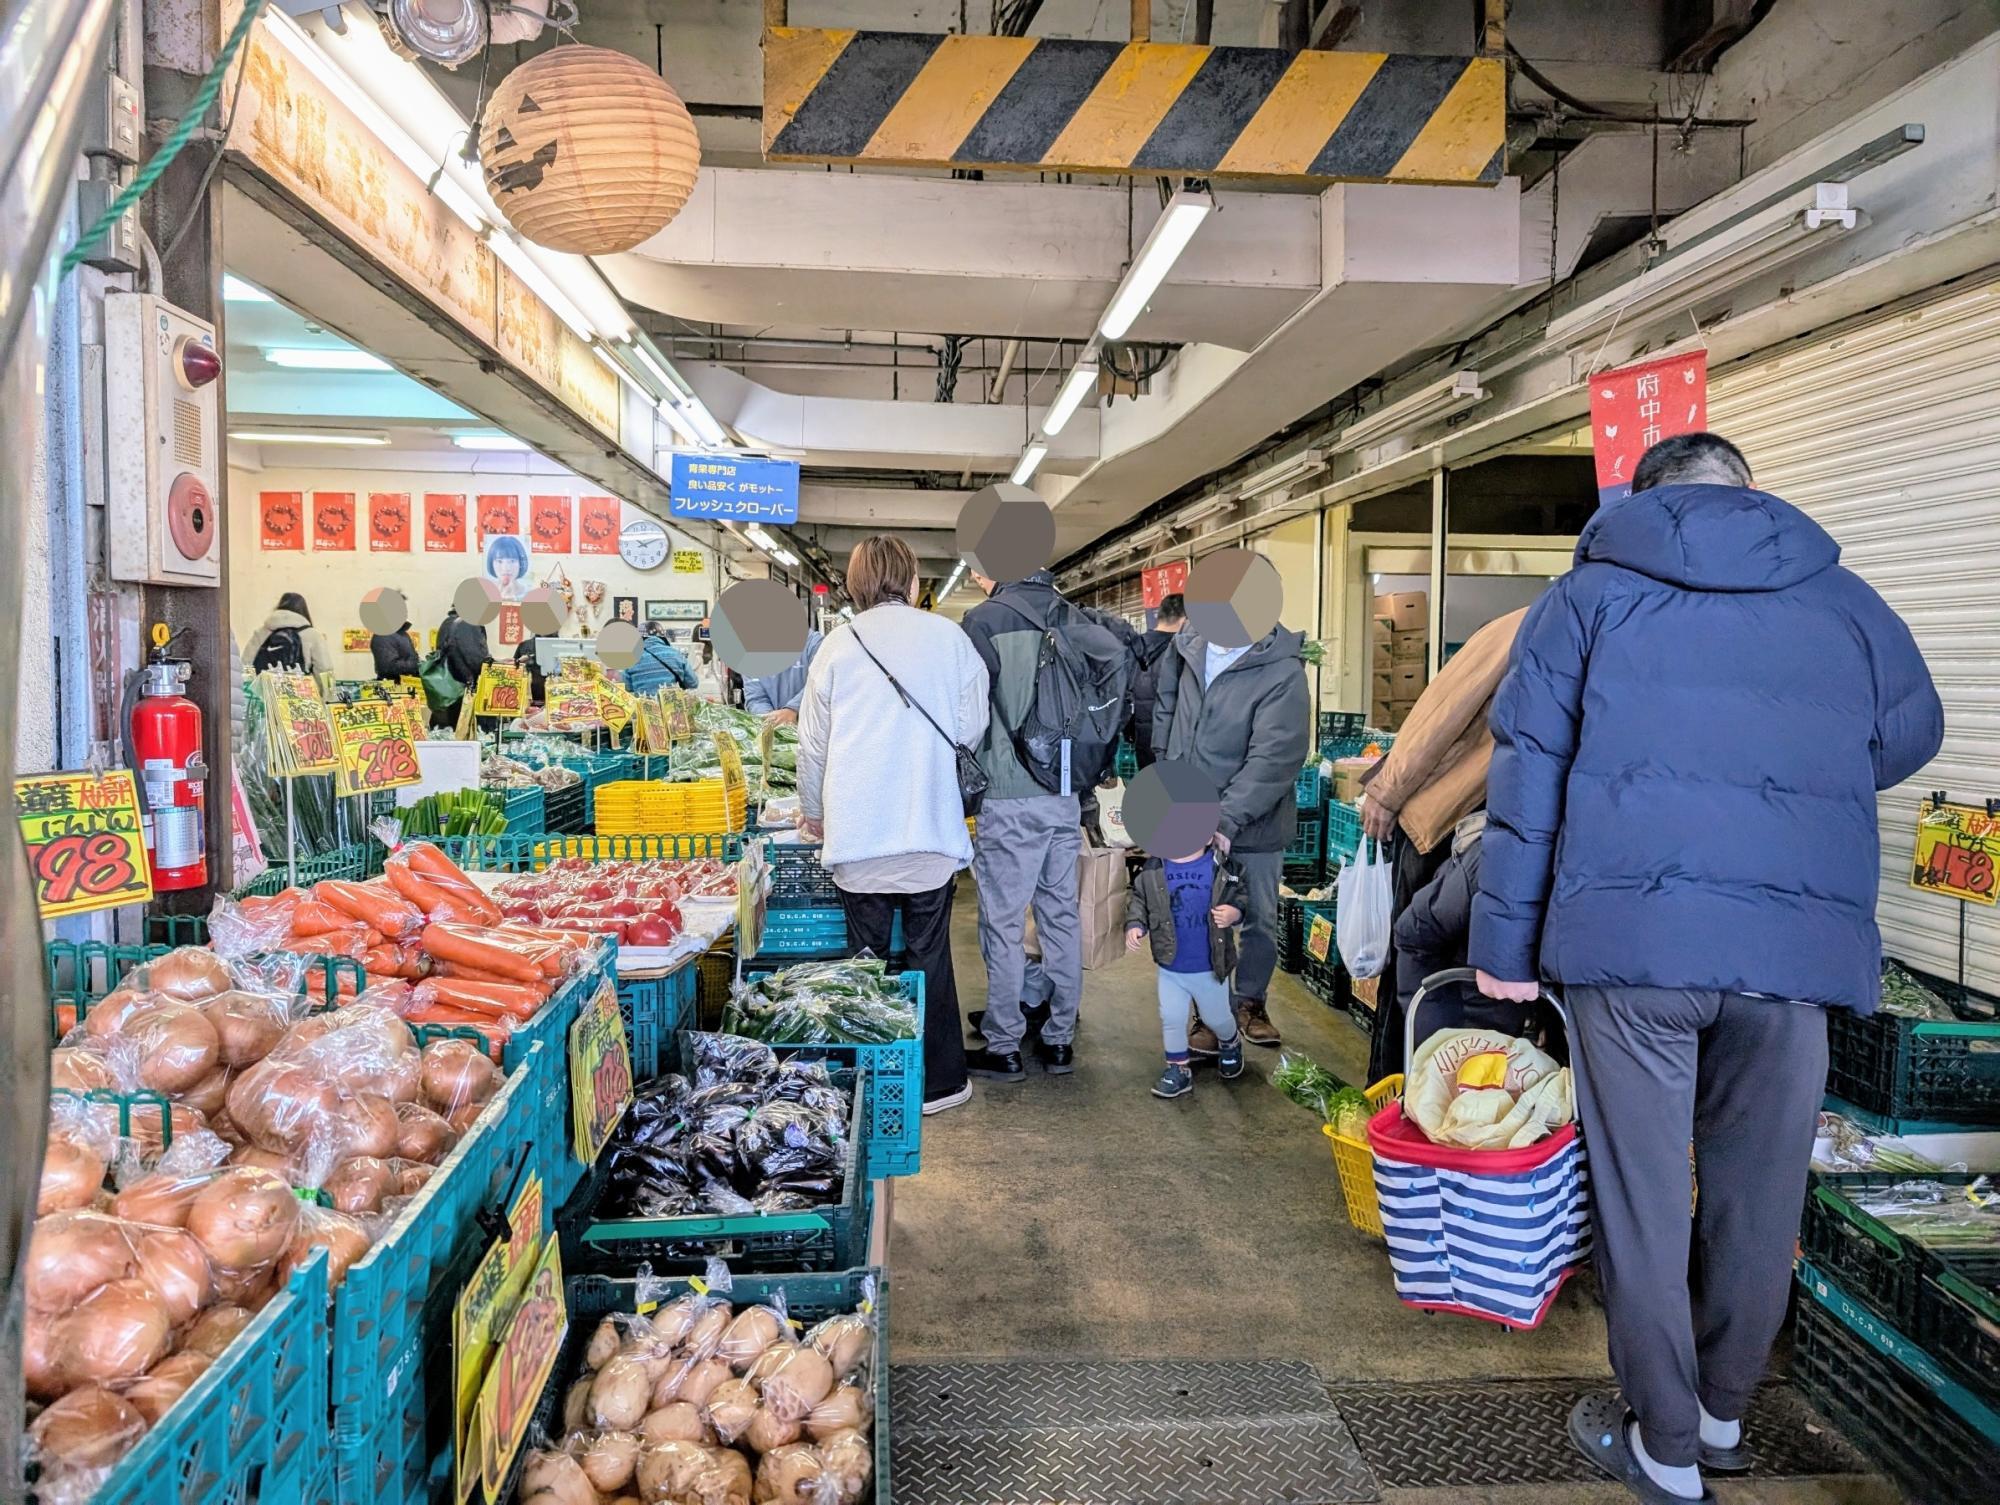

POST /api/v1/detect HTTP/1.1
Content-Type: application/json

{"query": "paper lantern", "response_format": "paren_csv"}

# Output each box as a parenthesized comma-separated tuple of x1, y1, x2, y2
(479, 44, 700, 256)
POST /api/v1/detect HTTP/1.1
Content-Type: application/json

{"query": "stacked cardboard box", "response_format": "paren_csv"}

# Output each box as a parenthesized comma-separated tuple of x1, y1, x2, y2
(1332, 756, 1378, 805)
(1371, 591, 1429, 728)
(1079, 844, 1132, 970)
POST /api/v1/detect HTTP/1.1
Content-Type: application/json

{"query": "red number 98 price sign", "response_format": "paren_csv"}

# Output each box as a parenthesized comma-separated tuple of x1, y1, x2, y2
(1912, 798, 1998, 907)
(329, 702, 425, 798)
(15, 770, 154, 918)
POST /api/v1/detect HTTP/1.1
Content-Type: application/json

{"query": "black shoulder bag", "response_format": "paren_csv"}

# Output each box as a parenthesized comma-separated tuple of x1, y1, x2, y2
(850, 628, 989, 816)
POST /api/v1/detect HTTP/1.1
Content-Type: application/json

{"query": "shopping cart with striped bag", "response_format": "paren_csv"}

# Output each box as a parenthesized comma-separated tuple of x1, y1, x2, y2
(1367, 969, 1591, 1330)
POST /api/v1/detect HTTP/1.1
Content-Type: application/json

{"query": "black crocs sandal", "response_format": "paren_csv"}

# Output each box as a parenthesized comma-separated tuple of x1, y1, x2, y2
(1568, 1394, 1718, 1505)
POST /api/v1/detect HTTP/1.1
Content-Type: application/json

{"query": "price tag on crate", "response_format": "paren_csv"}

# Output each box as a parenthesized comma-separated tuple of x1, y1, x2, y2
(737, 841, 768, 958)
(544, 683, 600, 732)
(14, 769, 153, 918)
(663, 689, 694, 745)
(713, 729, 747, 807)
(472, 1236, 566, 1502)
(634, 696, 670, 755)
(266, 672, 337, 775)
(471, 663, 530, 719)
(1911, 797, 1998, 906)
(328, 701, 423, 796)
(1307, 912, 1335, 963)
(568, 981, 633, 1162)
(453, 1173, 545, 1503)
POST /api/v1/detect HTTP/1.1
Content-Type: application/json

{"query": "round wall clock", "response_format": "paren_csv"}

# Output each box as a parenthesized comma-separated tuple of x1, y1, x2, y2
(619, 517, 670, 570)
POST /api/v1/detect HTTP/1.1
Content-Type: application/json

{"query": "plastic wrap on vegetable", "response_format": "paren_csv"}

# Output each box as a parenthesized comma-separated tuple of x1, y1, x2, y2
(688, 1031, 779, 1089)
(1272, 1051, 1345, 1120)
(1840, 1174, 2000, 1251)
(40, 1093, 120, 1215)
(106, 1128, 232, 1225)
(26, 1386, 150, 1502)
(736, 1103, 844, 1184)
(723, 957, 918, 1045)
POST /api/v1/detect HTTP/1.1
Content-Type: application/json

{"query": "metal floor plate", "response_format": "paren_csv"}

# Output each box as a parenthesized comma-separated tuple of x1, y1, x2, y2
(1325, 1379, 1869, 1489)
(890, 1359, 1382, 1505)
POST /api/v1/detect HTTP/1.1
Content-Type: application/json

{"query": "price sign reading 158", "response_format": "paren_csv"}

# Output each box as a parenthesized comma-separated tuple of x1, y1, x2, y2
(1911, 799, 1998, 907)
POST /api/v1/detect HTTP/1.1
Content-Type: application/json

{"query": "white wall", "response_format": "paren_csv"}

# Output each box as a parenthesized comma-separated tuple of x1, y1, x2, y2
(226, 464, 721, 670)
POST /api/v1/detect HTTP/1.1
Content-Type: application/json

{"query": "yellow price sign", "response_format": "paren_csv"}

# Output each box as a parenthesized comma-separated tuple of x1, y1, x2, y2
(635, 698, 669, 755)
(1307, 913, 1334, 963)
(544, 684, 601, 732)
(473, 1237, 566, 1502)
(452, 1174, 544, 1503)
(569, 982, 633, 1162)
(341, 627, 372, 653)
(14, 770, 153, 919)
(389, 690, 431, 745)
(595, 685, 634, 736)
(663, 690, 694, 745)
(266, 672, 337, 775)
(329, 702, 424, 796)
(471, 663, 530, 719)
(672, 549, 704, 573)
(1912, 798, 1999, 906)
(713, 730, 746, 808)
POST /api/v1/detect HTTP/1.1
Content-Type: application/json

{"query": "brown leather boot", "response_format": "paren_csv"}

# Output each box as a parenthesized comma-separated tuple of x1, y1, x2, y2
(1238, 999, 1282, 1048)
(1187, 1020, 1221, 1058)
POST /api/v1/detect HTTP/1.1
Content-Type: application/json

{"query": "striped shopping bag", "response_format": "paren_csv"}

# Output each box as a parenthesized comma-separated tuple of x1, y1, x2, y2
(1369, 1101, 1592, 1329)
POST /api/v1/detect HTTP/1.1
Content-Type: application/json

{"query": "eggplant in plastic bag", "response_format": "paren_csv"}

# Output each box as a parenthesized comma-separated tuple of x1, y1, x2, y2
(686, 1032, 777, 1089)
(735, 1102, 843, 1183)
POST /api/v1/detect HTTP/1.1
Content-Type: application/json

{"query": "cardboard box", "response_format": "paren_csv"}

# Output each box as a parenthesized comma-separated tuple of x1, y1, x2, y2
(1392, 627, 1428, 664)
(1392, 664, 1425, 697)
(1078, 843, 1129, 905)
(1370, 612, 1395, 641)
(1390, 698, 1418, 722)
(1370, 694, 1396, 723)
(1371, 670, 1392, 700)
(1332, 756, 1376, 805)
(1371, 638, 1393, 671)
(1374, 591, 1428, 632)
(1082, 891, 1129, 971)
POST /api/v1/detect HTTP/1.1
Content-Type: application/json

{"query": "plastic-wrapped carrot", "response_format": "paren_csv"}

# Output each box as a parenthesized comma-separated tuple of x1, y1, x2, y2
(402, 842, 502, 923)
(418, 922, 543, 984)
(414, 976, 547, 1020)
(288, 897, 354, 936)
(319, 879, 423, 939)
(383, 857, 451, 914)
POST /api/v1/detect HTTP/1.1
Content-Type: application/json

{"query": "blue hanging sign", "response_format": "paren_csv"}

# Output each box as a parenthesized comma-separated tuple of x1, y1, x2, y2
(668, 454, 800, 523)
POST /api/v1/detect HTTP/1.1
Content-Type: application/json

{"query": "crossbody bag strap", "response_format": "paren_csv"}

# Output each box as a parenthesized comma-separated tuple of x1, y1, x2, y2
(849, 628, 958, 751)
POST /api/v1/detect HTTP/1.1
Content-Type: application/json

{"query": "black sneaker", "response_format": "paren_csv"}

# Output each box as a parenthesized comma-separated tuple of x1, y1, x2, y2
(1035, 1039, 1075, 1075)
(968, 1009, 986, 1035)
(965, 1047, 1026, 1082)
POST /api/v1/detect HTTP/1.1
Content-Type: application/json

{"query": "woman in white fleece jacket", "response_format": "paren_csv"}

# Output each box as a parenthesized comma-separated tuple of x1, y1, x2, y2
(797, 535, 990, 1113)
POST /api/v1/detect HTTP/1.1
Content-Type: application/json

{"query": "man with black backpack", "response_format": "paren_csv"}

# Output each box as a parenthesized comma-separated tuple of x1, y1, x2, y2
(961, 565, 1135, 1080)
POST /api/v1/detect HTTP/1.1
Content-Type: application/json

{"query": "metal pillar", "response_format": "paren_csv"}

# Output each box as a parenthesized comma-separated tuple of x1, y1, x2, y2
(1428, 464, 1448, 678)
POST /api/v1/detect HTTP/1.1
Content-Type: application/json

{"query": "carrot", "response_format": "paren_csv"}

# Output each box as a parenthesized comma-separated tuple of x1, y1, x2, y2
(287, 898, 353, 936)
(415, 977, 547, 1020)
(384, 859, 452, 915)
(419, 923, 543, 984)
(404, 843, 502, 923)
(427, 897, 495, 927)
(318, 880, 422, 939)
(238, 889, 301, 913)
(436, 959, 544, 988)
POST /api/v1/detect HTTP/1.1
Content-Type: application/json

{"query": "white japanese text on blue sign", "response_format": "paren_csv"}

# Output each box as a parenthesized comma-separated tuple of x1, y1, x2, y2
(668, 454, 801, 524)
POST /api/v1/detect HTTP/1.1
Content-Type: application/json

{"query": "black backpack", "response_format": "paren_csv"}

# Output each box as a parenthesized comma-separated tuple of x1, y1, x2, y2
(993, 595, 1137, 796)
(251, 626, 305, 673)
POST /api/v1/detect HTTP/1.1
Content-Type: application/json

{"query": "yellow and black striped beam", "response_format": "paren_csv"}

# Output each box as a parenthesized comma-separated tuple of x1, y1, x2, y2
(763, 29, 1504, 184)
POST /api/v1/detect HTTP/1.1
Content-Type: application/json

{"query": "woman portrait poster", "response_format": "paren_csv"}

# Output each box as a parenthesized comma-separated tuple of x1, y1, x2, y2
(483, 534, 532, 603)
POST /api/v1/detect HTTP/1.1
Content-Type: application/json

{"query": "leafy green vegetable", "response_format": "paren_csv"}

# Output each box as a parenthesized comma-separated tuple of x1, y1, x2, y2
(392, 788, 507, 838)
(1879, 963, 1956, 1021)
(724, 957, 918, 1043)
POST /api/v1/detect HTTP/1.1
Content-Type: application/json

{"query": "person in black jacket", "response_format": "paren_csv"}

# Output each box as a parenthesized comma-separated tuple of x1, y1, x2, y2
(370, 622, 421, 682)
(514, 635, 550, 704)
(431, 609, 492, 727)
(1130, 593, 1184, 769)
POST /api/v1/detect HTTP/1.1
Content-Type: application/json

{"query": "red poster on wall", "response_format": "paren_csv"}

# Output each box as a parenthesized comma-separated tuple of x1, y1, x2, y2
(259, 491, 304, 551)
(1141, 559, 1189, 610)
(497, 604, 525, 646)
(424, 493, 467, 552)
(1589, 351, 1707, 502)
(312, 492, 356, 551)
(579, 495, 621, 555)
(529, 494, 572, 554)
(368, 492, 412, 552)
(476, 495, 518, 547)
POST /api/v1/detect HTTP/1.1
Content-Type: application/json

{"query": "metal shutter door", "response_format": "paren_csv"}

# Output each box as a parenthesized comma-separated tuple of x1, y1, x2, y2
(1710, 276, 2000, 993)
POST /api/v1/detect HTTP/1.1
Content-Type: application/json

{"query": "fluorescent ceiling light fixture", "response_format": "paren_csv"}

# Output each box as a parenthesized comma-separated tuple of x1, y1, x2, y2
(222, 274, 272, 303)
(744, 524, 778, 552)
(678, 397, 728, 448)
(1176, 494, 1237, 527)
(1236, 447, 1329, 502)
(657, 399, 700, 447)
(1010, 443, 1048, 486)
(453, 433, 531, 451)
(1546, 183, 1862, 347)
(263, 346, 391, 372)
(1040, 361, 1100, 437)
(627, 340, 678, 398)
(1099, 190, 1212, 342)
(230, 429, 389, 446)
(770, 547, 800, 568)
(1337, 370, 1487, 452)
(1127, 524, 1168, 552)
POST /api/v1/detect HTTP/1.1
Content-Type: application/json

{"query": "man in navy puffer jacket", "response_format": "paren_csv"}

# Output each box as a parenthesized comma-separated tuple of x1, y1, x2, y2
(1470, 434, 1941, 1505)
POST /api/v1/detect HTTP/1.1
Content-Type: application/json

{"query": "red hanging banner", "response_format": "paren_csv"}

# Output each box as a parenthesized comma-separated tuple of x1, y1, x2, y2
(425, 493, 467, 552)
(1141, 559, 1190, 610)
(579, 495, 621, 554)
(259, 491, 304, 551)
(368, 492, 412, 552)
(529, 495, 573, 554)
(477, 495, 518, 547)
(1589, 351, 1708, 502)
(312, 491, 356, 551)
(497, 604, 525, 646)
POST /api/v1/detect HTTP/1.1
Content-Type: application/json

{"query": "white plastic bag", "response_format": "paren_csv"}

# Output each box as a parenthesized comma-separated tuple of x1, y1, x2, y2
(1335, 841, 1393, 979)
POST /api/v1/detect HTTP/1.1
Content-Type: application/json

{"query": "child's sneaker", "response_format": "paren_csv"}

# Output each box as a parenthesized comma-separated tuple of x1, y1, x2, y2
(1217, 1033, 1245, 1080)
(1151, 1062, 1193, 1099)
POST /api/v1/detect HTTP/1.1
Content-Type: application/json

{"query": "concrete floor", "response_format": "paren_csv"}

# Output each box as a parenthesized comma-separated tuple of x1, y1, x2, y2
(884, 884, 1898, 1504)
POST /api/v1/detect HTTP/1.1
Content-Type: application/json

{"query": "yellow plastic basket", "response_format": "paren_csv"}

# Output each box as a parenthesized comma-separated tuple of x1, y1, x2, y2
(1322, 1074, 1404, 1239)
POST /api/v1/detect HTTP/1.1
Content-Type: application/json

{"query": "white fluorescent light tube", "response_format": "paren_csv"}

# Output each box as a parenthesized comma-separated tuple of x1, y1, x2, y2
(657, 399, 700, 446)
(627, 340, 679, 397)
(1099, 191, 1212, 341)
(1010, 443, 1048, 486)
(230, 429, 389, 446)
(744, 524, 777, 551)
(1040, 361, 1100, 437)
(680, 398, 728, 448)
(1337, 370, 1487, 452)
(591, 341, 657, 406)
(264, 347, 390, 372)
(1176, 495, 1236, 526)
(453, 433, 531, 451)
(222, 274, 271, 303)
(771, 548, 800, 568)
(1236, 447, 1328, 501)
(487, 231, 596, 341)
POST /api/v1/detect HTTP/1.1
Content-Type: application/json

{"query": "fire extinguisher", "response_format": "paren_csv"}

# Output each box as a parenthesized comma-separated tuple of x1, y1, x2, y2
(126, 626, 209, 890)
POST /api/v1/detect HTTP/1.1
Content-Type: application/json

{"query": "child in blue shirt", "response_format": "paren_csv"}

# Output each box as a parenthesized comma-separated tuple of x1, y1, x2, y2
(1124, 838, 1247, 1098)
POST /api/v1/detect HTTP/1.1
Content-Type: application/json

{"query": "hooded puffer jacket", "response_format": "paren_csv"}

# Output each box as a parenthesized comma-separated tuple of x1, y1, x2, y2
(1152, 626, 1312, 853)
(1469, 483, 1943, 1013)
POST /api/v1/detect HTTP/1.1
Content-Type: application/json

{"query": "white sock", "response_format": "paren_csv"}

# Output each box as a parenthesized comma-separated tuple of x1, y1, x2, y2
(1630, 1422, 1703, 1500)
(1698, 1404, 1740, 1451)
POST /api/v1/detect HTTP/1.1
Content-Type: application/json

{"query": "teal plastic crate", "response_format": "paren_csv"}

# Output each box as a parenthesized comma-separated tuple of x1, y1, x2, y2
(755, 906, 904, 958)
(1283, 813, 1325, 883)
(1326, 798, 1364, 863)
(1114, 737, 1138, 781)
(542, 780, 587, 834)
(1295, 763, 1327, 809)
(617, 955, 697, 1080)
(331, 1044, 543, 1505)
(433, 830, 742, 872)
(93, 1250, 327, 1505)
(42, 940, 363, 1035)
(493, 783, 546, 836)
(233, 842, 370, 898)
(740, 968, 925, 1178)
(565, 1059, 872, 1274)
(508, 1268, 889, 1504)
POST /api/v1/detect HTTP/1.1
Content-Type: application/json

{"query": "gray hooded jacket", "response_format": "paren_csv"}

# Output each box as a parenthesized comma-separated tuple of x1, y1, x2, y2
(1153, 627, 1311, 853)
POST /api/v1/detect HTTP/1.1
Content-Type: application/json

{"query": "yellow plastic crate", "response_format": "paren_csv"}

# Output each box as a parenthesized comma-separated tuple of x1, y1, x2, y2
(594, 778, 745, 836)
(1321, 1074, 1403, 1239)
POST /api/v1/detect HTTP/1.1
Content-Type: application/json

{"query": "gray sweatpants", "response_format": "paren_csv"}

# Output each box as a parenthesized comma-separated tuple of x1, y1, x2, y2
(1231, 850, 1283, 1005)
(1565, 986, 1828, 1468)
(973, 795, 1082, 1052)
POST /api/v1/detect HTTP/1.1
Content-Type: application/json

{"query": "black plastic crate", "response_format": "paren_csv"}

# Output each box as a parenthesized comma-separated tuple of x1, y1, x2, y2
(767, 841, 842, 908)
(1919, 1252, 2000, 1403)
(542, 781, 587, 835)
(1793, 1273, 2000, 1505)
(1824, 968, 2000, 1125)
(1799, 1174, 1931, 1334)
